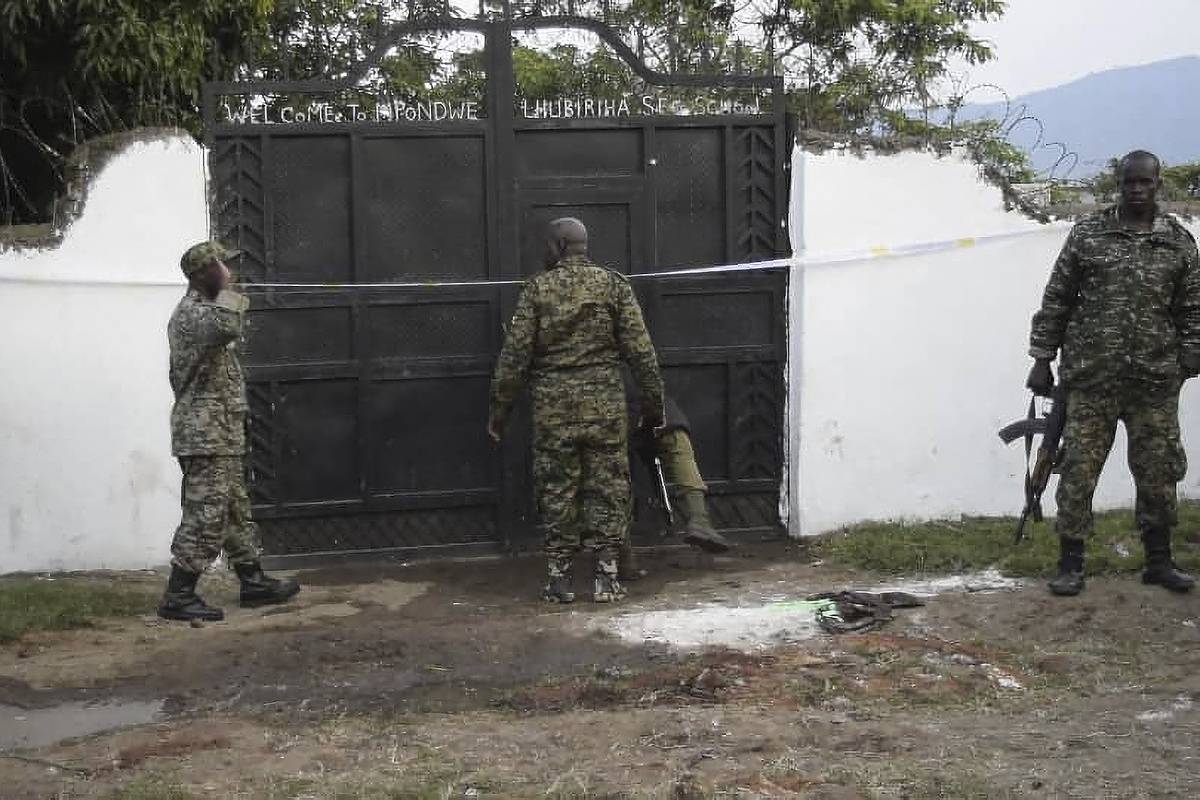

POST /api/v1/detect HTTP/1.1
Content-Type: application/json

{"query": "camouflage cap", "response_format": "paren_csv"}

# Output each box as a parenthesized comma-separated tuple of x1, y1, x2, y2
(180, 241, 240, 276)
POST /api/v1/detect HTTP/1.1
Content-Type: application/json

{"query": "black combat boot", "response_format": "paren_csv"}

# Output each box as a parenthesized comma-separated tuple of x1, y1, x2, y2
(1141, 528, 1195, 593)
(1048, 537, 1086, 596)
(618, 538, 647, 581)
(593, 550, 626, 603)
(541, 557, 576, 604)
(158, 565, 225, 622)
(678, 490, 732, 553)
(233, 561, 301, 608)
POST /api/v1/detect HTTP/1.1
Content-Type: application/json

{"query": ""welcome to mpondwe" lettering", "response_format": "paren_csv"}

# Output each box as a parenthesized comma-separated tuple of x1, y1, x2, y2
(220, 92, 767, 125)
(221, 99, 482, 125)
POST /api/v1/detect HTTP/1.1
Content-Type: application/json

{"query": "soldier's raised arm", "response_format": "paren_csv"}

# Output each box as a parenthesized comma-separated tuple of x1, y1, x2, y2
(489, 281, 539, 433)
(189, 290, 249, 347)
(611, 276, 663, 426)
(176, 242, 248, 348)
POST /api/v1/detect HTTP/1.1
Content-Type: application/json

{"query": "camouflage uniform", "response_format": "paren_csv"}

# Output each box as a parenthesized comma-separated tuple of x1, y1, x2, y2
(1030, 206, 1200, 542)
(490, 255, 663, 595)
(167, 280, 261, 573)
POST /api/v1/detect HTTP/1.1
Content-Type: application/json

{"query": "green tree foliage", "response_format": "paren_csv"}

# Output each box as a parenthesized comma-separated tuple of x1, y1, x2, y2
(224, 1, 477, 122)
(0, 1, 484, 222)
(252, 0, 457, 83)
(1, 0, 274, 223)
(913, 117, 1034, 181)
(757, 0, 1006, 131)
(579, 0, 1005, 131)
(514, 45, 631, 100)
(1163, 162, 1200, 200)
(2, 0, 1011, 224)
(1088, 158, 1120, 202)
(513, 1, 1005, 130)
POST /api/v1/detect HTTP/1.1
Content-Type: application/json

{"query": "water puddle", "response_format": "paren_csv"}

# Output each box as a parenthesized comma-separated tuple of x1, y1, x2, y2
(0, 699, 164, 751)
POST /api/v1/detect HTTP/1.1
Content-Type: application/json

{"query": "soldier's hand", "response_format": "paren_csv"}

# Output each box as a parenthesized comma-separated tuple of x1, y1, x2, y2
(631, 421, 653, 451)
(487, 420, 503, 443)
(1026, 359, 1055, 396)
(636, 415, 664, 438)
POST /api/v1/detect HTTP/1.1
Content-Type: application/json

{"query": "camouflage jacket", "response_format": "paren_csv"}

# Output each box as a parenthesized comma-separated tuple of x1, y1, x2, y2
(1030, 206, 1200, 389)
(168, 288, 250, 456)
(489, 255, 664, 429)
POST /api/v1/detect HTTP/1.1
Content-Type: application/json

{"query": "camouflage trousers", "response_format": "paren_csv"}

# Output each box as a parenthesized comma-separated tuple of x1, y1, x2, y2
(1055, 384, 1187, 541)
(534, 416, 631, 576)
(170, 456, 261, 574)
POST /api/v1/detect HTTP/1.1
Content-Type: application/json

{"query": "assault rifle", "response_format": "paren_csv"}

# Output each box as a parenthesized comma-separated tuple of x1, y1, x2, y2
(998, 384, 1068, 544)
(633, 425, 674, 528)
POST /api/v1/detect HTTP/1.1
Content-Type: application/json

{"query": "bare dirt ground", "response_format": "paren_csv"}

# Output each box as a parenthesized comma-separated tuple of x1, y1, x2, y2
(1, 541, 1198, 799)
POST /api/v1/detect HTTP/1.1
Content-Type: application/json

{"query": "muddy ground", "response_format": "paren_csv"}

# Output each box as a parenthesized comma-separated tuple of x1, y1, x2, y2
(0, 541, 1197, 799)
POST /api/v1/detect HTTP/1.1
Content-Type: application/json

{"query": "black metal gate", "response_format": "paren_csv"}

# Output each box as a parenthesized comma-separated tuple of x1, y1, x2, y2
(204, 16, 790, 565)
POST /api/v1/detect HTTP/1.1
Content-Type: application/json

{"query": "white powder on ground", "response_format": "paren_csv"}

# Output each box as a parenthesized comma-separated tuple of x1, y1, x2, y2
(597, 570, 1023, 651)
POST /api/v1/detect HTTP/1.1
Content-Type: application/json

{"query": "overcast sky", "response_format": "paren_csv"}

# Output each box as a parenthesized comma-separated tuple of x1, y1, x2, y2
(951, 0, 1200, 97)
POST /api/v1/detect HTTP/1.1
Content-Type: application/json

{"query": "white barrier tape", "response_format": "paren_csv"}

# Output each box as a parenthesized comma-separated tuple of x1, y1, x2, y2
(0, 275, 185, 287)
(0, 225, 1067, 287)
(797, 224, 1071, 267)
(246, 278, 518, 288)
(232, 225, 1066, 286)
(231, 256, 794, 289)
(0, 257, 791, 288)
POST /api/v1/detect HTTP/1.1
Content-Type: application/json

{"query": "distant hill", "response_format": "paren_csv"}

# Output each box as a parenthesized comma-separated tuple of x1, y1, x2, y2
(951, 56, 1200, 177)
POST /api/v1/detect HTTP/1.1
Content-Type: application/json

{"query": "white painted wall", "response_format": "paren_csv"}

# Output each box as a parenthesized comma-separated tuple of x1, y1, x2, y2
(0, 134, 207, 572)
(789, 145, 1200, 535)
(800, 147, 1044, 254)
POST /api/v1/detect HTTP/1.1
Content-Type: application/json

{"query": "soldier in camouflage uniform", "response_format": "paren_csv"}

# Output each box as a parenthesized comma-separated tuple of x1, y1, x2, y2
(1028, 150, 1199, 596)
(158, 241, 301, 622)
(489, 218, 664, 603)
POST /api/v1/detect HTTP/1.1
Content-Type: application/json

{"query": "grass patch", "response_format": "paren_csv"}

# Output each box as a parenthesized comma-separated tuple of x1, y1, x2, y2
(812, 502, 1200, 578)
(0, 578, 155, 643)
(104, 776, 199, 800)
(251, 774, 507, 800)
(804, 763, 1021, 800)
(877, 769, 1017, 800)
(111, 775, 472, 800)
